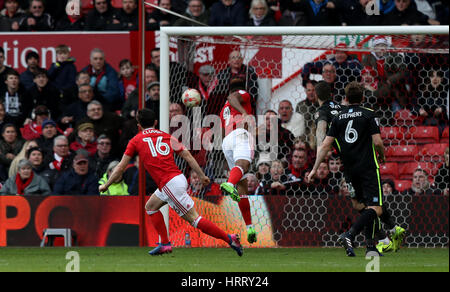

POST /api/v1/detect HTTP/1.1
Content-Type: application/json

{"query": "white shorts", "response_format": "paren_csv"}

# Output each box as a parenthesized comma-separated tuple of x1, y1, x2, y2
(154, 174, 194, 217)
(222, 128, 254, 171)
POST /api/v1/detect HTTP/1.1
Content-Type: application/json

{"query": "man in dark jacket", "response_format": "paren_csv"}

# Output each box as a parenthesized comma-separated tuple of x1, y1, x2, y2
(85, 0, 120, 31)
(208, 0, 247, 26)
(18, 0, 53, 31)
(53, 151, 100, 195)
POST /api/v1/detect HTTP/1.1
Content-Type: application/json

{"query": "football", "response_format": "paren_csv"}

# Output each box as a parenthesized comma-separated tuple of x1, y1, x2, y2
(182, 88, 202, 107)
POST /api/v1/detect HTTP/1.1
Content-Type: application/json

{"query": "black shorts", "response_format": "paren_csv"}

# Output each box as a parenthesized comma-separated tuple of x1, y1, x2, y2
(344, 168, 383, 207)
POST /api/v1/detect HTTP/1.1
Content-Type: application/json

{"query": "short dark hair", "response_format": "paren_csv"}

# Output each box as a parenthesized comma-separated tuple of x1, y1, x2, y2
(136, 108, 156, 128)
(25, 51, 39, 62)
(229, 78, 246, 93)
(315, 81, 332, 102)
(345, 81, 364, 104)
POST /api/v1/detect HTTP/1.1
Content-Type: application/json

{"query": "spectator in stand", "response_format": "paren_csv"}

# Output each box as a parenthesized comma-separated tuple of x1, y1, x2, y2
(256, 159, 289, 195)
(89, 134, 117, 179)
(122, 156, 157, 195)
(287, 0, 339, 26)
(111, 0, 139, 30)
(25, 146, 46, 176)
(36, 119, 60, 159)
(382, 178, 399, 196)
(278, 100, 305, 138)
(257, 109, 295, 159)
(147, 0, 177, 30)
(1, 69, 30, 127)
(0, 158, 51, 195)
(288, 148, 310, 181)
(20, 105, 51, 140)
(7, 138, 37, 178)
(62, 71, 92, 107)
(296, 80, 318, 145)
(42, 135, 73, 188)
(0, 123, 25, 171)
(82, 48, 121, 111)
(187, 168, 221, 198)
(24, 68, 62, 120)
(98, 160, 129, 195)
(47, 44, 77, 93)
(301, 46, 362, 103)
(149, 48, 160, 73)
(194, 64, 217, 115)
(292, 135, 315, 166)
(415, 0, 448, 25)
(435, 147, 448, 196)
(213, 50, 259, 114)
(53, 150, 100, 195)
(254, 151, 271, 181)
(361, 36, 389, 85)
(79, 100, 124, 157)
(19, 50, 40, 90)
(307, 161, 333, 194)
(327, 153, 343, 193)
(121, 65, 158, 120)
(416, 69, 448, 134)
(402, 168, 439, 195)
(246, 172, 259, 195)
(85, 0, 120, 31)
(118, 59, 138, 102)
(333, 0, 383, 26)
(144, 81, 160, 123)
(208, 0, 247, 26)
(54, 0, 87, 31)
(0, 102, 15, 133)
(246, 0, 277, 26)
(0, 0, 25, 31)
(382, 0, 439, 25)
(60, 83, 98, 129)
(18, 0, 54, 31)
(174, 0, 209, 26)
(69, 122, 97, 157)
(0, 47, 13, 93)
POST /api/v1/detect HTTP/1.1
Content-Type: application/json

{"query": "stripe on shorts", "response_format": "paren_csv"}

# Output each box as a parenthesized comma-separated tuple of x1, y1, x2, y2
(163, 185, 187, 214)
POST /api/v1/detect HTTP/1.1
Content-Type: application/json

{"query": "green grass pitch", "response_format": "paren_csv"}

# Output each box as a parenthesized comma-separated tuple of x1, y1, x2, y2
(0, 247, 448, 272)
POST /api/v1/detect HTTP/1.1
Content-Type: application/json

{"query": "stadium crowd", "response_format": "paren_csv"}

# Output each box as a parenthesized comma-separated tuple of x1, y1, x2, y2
(0, 0, 448, 198)
(0, 0, 448, 32)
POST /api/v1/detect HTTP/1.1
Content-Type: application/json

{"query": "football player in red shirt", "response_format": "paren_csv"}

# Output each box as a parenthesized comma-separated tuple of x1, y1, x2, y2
(219, 78, 257, 244)
(99, 108, 243, 256)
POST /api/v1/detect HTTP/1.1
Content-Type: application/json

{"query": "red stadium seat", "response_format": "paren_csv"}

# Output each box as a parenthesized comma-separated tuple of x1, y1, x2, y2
(394, 109, 418, 127)
(385, 145, 419, 162)
(81, 0, 94, 14)
(419, 143, 448, 162)
(380, 126, 403, 145)
(441, 127, 449, 143)
(394, 180, 412, 192)
(407, 126, 440, 144)
(111, 0, 123, 8)
(379, 162, 399, 180)
(398, 161, 440, 180)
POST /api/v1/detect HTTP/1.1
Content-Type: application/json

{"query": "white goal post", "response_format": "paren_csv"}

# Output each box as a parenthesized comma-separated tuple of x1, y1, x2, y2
(158, 25, 449, 133)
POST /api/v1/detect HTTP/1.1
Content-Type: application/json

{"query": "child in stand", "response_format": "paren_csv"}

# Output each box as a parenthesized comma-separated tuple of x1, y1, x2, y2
(48, 44, 77, 92)
(118, 59, 138, 101)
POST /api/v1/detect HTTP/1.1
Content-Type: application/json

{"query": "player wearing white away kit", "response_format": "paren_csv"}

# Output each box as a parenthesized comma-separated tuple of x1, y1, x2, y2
(219, 78, 257, 244)
(99, 108, 243, 256)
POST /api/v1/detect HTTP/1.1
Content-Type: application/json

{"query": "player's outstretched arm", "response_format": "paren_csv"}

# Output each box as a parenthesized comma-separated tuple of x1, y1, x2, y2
(372, 133, 385, 164)
(308, 136, 334, 182)
(178, 149, 210, 186)
(99, 154, 132, 193)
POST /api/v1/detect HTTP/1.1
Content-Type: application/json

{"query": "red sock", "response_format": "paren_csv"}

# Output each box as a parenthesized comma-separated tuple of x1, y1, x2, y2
(194, 216, 230, 243)
(238, 197, 252, 225)
(147, 210, 169, 244)
(228, 166, 244, 185)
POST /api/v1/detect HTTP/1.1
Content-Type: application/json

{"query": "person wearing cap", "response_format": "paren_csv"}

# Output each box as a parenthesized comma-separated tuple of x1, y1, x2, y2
(53, 151, 100, 195)
(20, 105, 51, 140)
(98, 160, 129, 196)
(195, 64, 218, 115)
(70, 122, 97, 157)
(24, 67, 62, 120)
(0, 158, 51, 195)
(144, 81, 160, 124)
(36, 118, 62, 159)
(255, 152, 271, 181)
